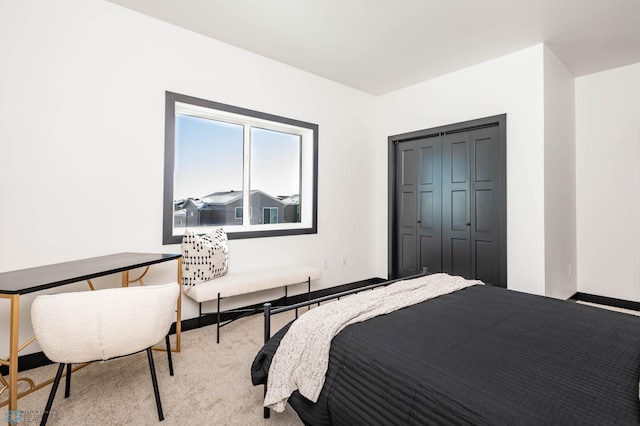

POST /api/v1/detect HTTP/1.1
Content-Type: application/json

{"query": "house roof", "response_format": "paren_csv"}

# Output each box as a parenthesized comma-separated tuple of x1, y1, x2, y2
(201, 190, 286, 206)
(201, 191, 243, 205)
(180, 198, 204, 209)
(279, 195, 300, 205)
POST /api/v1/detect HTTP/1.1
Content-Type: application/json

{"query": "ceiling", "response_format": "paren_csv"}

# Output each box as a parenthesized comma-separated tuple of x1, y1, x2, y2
(106, 0, 640, 95)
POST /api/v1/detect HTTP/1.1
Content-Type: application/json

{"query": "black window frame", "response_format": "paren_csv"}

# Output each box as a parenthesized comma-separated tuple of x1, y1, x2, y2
(163, 91, 318, 244)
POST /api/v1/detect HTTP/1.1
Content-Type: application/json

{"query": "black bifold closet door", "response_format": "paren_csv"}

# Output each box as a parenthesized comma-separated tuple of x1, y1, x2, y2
(393, 123, 504, 287)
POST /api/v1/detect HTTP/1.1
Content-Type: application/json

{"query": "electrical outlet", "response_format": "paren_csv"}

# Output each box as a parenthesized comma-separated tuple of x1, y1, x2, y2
(322, 259, 329, 270)
(341, 256, 347, 267)
(568, 264, 572, 276)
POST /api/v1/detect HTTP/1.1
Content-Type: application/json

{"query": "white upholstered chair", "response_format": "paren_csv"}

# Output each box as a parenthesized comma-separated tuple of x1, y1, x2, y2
(31, 282, 180, 425)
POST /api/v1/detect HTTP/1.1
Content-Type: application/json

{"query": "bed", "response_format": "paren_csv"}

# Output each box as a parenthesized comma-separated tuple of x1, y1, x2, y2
(251, 274, 640, 425)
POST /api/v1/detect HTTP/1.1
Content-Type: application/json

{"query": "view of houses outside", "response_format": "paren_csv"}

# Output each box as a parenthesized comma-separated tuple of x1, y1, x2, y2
(173, 114, 301, 228)
(173, 190, 300, 228)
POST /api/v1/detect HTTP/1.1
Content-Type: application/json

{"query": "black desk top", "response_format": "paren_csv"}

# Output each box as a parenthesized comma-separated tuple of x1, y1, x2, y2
(0, 252, 181, 295)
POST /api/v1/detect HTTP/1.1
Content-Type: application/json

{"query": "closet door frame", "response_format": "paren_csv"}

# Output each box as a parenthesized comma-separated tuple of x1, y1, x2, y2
(387, 114, 507, 286)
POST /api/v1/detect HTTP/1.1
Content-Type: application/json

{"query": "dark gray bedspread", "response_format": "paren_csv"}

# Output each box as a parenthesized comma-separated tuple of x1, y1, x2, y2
(252, 285, 640, 425)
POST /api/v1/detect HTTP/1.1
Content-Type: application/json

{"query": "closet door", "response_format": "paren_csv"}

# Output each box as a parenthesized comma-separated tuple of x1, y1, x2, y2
(442, 126, 501, 284)
(394, 136, 442, 277)
(416, 137, 442, 275)
(469, 126, 501, 285)
(395, 141, 418, 277)
(390, 115, 506, 286)
(442, 132, 472, 278)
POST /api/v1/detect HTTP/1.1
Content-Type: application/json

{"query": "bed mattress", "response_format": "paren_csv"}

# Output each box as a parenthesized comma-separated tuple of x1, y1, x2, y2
(252, 285, 640, 425)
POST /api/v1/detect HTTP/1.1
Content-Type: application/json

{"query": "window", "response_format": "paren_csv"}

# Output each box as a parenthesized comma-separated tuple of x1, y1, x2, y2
(163, 92, 318, 244)
(263, 207, 278, 224)
(234, 207, 252, 220)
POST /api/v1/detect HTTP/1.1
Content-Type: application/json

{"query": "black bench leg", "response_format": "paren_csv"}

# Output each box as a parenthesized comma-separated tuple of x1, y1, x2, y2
(217, 292, 221, 344)
(264, 302, 271, 418)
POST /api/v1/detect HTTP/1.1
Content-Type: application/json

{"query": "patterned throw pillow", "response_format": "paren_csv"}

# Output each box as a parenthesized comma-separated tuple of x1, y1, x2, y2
(181, 228, 229, 288)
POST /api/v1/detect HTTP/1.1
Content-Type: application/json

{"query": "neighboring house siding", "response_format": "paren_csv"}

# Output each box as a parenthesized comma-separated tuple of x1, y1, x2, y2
(283, 205, 300, 223)
(199, 206, 227, 225)
(250, 192, 284, 225)
(173, 190, 297, 227)
(174, 210, 187, 227)
(184, 204, 200, 227)
(225, 199, 243, 226)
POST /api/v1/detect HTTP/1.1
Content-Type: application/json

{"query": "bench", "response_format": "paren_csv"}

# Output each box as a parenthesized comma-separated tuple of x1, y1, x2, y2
(183, 265, 321, 343)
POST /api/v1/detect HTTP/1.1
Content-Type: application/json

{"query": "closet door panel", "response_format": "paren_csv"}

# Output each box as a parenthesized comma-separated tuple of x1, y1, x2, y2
(475, 239, 495, 284)
(451, 238, 471, 277)
(395, 142, 418, 277)
(401, 191, 416, 227)
(401, 233, 417, 272)
(470, 126, 501, 285)
(419, 191, 434, 229)
(442, 133, 471, 278)
(451, 190, 468, 230)
(417, 138, 442, 274)
(394, 137, 442, 277)
(474, 189, 493, 233)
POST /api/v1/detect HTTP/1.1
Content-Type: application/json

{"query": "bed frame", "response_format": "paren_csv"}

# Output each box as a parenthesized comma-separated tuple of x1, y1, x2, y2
(261, 270, 427, 419)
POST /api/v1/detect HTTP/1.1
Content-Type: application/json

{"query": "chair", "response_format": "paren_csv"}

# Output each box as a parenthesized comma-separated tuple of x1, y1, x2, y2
(31, 282, 180, 425)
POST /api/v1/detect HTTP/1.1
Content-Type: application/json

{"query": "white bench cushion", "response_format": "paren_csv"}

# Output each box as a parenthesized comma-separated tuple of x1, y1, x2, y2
(183, 265, 321, 303)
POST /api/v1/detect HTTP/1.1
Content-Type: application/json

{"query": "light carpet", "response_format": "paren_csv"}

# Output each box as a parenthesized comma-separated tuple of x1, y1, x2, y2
(5, 311, 302, 425)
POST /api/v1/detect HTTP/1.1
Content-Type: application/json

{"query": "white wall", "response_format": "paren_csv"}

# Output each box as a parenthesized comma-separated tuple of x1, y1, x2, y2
(375, 45, 546, 295)
(543, 46, 577, 299)
(576, 62, 640, 301)
(0, 0, 378, 355)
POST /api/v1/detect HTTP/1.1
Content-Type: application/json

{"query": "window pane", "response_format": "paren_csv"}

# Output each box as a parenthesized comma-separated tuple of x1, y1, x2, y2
(174, 114, 243, 228)
(250, 127, 301, 225)
(262, 207, 278, 224)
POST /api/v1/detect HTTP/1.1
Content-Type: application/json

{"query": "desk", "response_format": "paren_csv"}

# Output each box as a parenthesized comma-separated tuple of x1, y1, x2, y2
(0, 252, 182, 414)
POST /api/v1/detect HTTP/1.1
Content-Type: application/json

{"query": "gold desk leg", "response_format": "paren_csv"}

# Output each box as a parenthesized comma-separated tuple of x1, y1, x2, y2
(124, 261, 182, 354)
(126, 266, 150, 286)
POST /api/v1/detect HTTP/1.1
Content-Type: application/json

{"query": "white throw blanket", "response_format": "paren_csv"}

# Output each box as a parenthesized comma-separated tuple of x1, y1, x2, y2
(263, 273, 483, 412)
